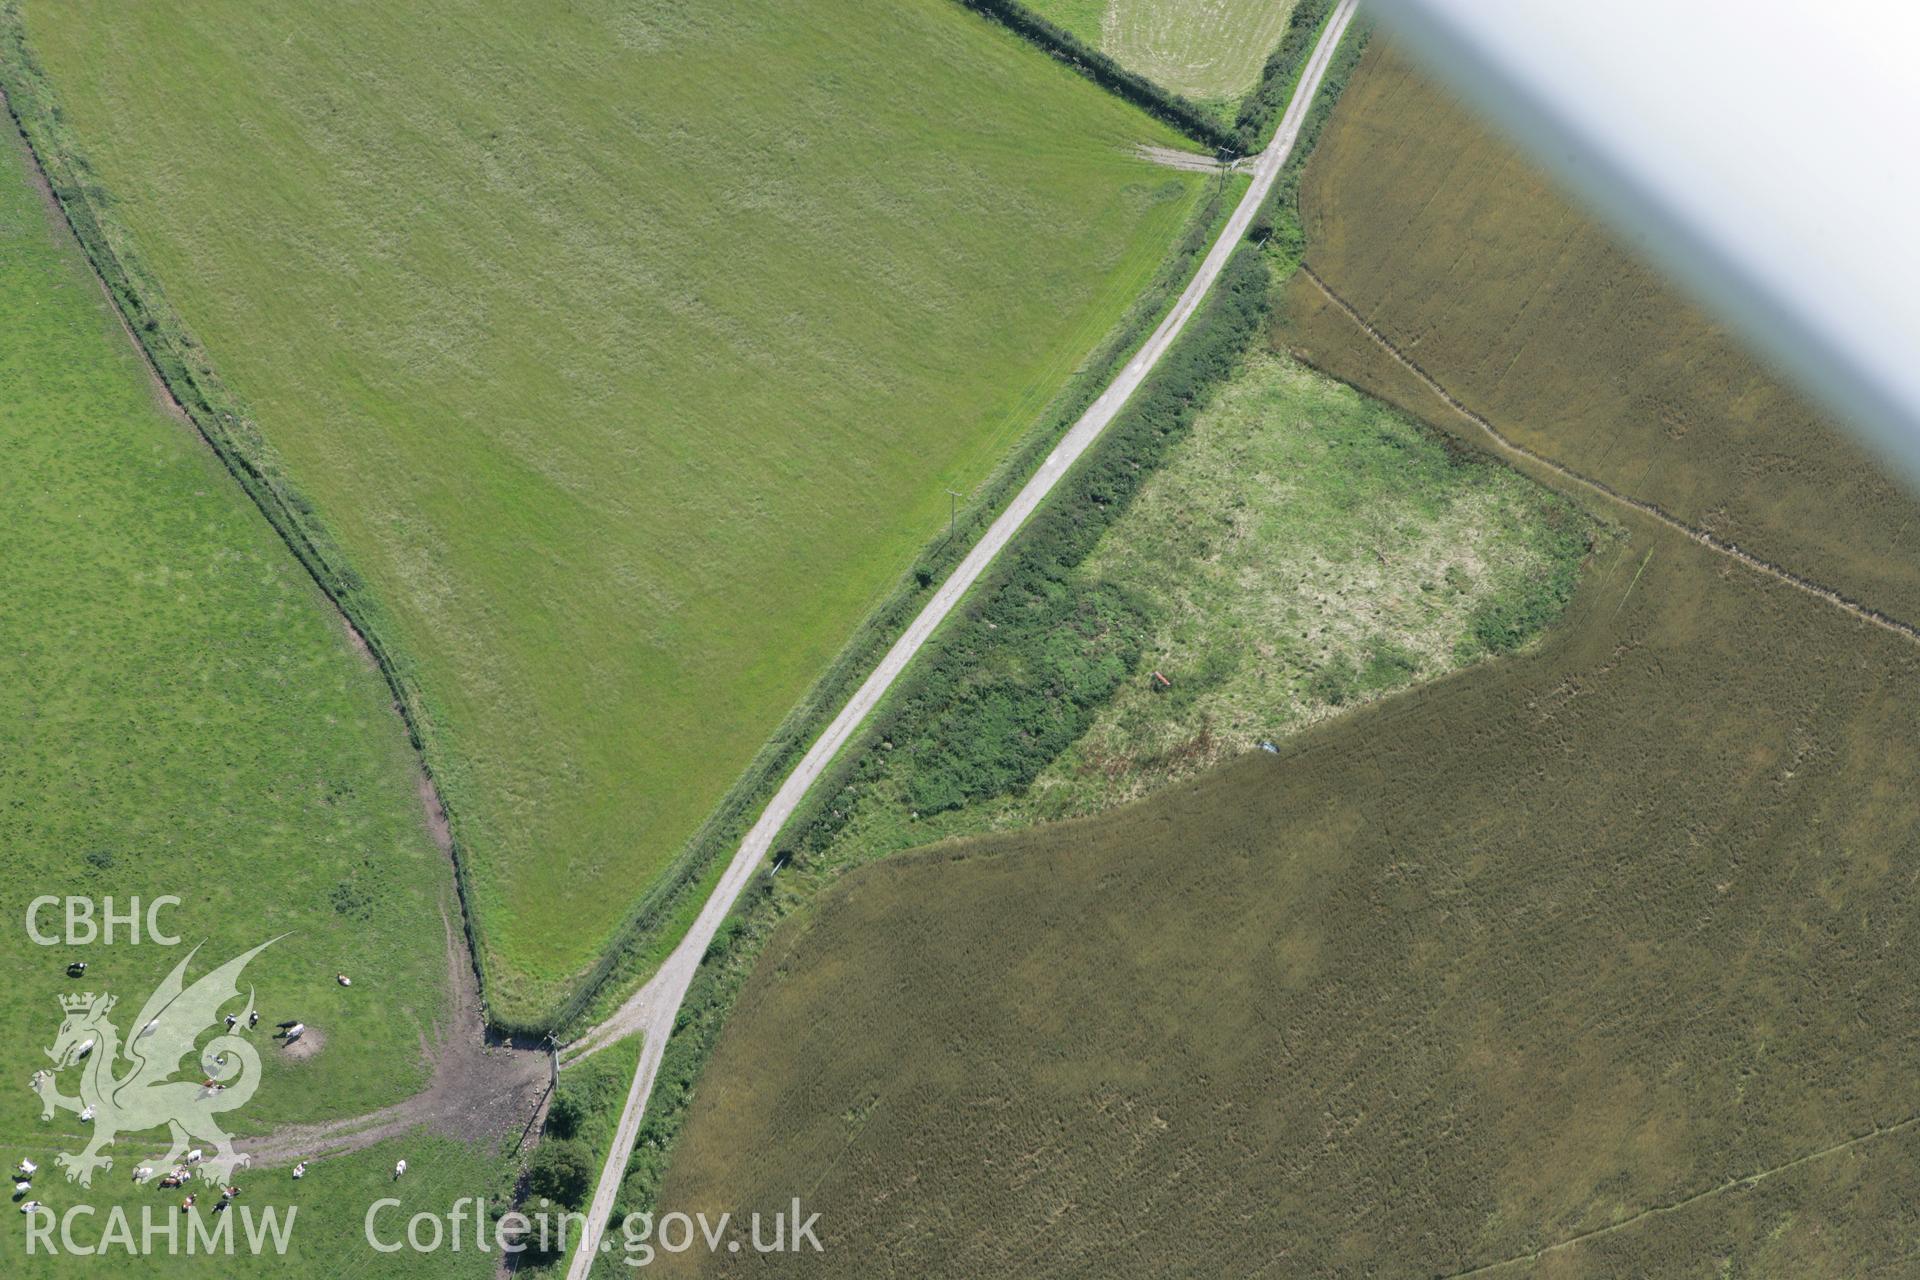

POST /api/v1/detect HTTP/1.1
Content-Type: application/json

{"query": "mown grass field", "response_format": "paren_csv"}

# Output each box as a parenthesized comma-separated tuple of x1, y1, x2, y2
(10, 0, 1215, 1020)
(0, 124, 473, 1271)
(1280, 42, 1920, 627)
(637, 46, 1920, 1278)
(1025, 0, 1301, 106)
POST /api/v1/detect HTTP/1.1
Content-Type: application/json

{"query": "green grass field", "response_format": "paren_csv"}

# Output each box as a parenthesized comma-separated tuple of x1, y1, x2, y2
(1025, 0, 1301, 105)
(634, 46, 1920, 1277)
(0, 121, 470, 1270)
(13, 1127, 518, 1278)
(9, 0, 1215, 1020)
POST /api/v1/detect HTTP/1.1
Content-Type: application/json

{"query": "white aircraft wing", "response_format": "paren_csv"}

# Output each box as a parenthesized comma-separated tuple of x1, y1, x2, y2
(1367, 0, 1920, 485)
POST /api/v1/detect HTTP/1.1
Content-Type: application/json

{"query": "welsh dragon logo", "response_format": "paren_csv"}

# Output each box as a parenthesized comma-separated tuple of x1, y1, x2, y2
(29, 939, 277, 1187)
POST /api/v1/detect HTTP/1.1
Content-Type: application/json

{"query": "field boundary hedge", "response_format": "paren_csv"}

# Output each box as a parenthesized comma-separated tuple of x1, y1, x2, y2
(0, 10, 521, 1029)
(1229, 0, 1338, 152)
(959, 0, 1343, 158)
(956, 0, 1239, 153)
(0, 5, 1234, 1037)
(1247, 14, 1372, 261)
(559, 176, 1241, 1034)
(611, 30, 1380, 1210)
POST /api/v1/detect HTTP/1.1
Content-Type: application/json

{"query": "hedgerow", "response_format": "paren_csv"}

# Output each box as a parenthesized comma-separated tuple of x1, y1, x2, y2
(1246, 13, 1372, 264)
(560, 177, 1239, 1037)
(788, 242, 1272, 858)
(1229, 0, 1337, 152)
(957, 0, 1239, 152)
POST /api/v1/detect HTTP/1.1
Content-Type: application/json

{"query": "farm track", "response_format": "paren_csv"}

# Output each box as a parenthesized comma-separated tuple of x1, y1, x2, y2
(1134, 142, 1250, 173)
(234, 909, 549, 1169)
(559, 2, 1360, 1272)
(1437, 1108, 1920, 1276)
(1298, 264, 1920, 648)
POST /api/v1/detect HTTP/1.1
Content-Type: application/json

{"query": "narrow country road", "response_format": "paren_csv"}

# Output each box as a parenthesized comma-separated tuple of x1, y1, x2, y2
(562, 3, 1359, 1270)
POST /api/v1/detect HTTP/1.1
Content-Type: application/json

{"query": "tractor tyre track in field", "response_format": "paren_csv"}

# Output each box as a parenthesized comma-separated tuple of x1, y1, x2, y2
(1297, 263, 1920, 649)
(558, 2, 1360, 1272)
(1436, 1109, 1920, 1277)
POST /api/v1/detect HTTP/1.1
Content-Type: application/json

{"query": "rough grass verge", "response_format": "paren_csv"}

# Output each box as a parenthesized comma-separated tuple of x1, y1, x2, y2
(1246, 11, 1371, 264)
(1229, 0, 1337, 151)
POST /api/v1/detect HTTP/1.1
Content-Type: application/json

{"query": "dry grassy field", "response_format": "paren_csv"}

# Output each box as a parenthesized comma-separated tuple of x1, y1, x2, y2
(1280, 44, 1920, 628)
(640, 45, 1920, 1279)
(652, 509, 1920, 1277)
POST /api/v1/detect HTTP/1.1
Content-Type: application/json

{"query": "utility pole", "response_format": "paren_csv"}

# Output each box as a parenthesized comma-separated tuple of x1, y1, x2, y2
(945, 488, 962, 542)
